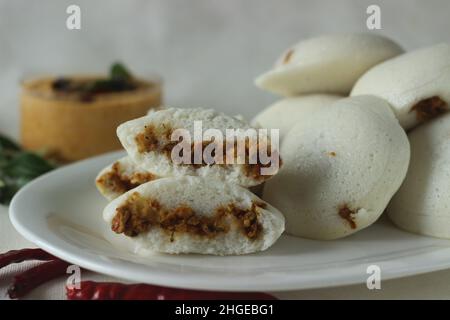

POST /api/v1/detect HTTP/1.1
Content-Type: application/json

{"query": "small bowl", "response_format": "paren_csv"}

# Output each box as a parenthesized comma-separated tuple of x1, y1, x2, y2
(20, 74, 162, 162)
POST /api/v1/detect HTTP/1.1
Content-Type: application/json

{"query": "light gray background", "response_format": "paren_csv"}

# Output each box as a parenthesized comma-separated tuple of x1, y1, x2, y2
(1, 0, 449, 138)
(1, 0, 450, 299)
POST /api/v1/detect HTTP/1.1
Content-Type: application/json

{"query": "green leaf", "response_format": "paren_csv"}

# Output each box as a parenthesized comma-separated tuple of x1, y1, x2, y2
(110, 62, 132, 81)
(0, 153, 9, 168)
(0, 135, 55, 204)
(5, 152, 54, 178)
(0, 134, 21, 152)
(0, 177, 18, 205)
(13, 175, 34, 189)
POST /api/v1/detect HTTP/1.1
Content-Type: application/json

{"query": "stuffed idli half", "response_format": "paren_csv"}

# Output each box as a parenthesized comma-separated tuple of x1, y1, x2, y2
(96, 156, 159, 201)
(255, 33, 403, 96)
(103, 176, 285, 255)
(251, 94, 342, 139)
(263, 96, 410, 240)
(351, 43, 450, 130)
(117, 108, 281, 187)
(388, 113, 450, 239)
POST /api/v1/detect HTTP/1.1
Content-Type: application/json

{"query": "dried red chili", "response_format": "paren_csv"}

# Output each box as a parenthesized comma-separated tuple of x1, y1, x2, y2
(0, 248, 56, 269)
(67, 281, 277, 300)
(1, 248, 276, 300)
(8, 259, 71, 299)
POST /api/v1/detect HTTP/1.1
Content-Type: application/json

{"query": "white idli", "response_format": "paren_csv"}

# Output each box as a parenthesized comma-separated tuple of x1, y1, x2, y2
(263, 95, 410, 240)
(255, 33, 403, 96)
(388, 113, 450, 238)
(351, 43, 450, 130)
(251, 94, 342, 139)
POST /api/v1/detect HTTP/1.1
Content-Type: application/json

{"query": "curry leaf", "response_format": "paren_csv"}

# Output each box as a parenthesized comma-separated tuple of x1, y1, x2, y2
(110, 62, 132, 81)
(5, 152, 54, 178)
(0, 134, 55, 205)
(0, 134, 20, 152)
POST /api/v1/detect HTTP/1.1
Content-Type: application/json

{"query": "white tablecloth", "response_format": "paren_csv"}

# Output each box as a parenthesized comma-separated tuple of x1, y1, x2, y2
(2, 204, 450, 300)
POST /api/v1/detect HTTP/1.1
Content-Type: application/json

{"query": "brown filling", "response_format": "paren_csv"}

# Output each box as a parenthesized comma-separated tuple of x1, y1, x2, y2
(282, 49, 294, 64)
(111, 192, 264, 240)
(134, 124, 280, 180)
(96, 162, 157, 195)
(135, 125, 175, 156)
(409, 96, 448, 122)
(186, 141, 279, 179)
(338, 204, 357, 229)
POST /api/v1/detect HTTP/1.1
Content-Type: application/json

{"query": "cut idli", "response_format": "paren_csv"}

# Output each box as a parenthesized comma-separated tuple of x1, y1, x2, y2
(251, 94, 342, 139)
(96, 156, 159, 200)
(263, 96, 410, 240)
(351, 43, 450, 130)
(117, 108, 281, 187)
(255, 33, 403, 96)
(103, 176, 285, 255)
(388, 113, 450, 239)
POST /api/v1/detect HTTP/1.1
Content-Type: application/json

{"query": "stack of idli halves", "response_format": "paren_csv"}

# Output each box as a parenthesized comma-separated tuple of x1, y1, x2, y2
(96, 108, 285, 255)
(255, 33, 450, 240)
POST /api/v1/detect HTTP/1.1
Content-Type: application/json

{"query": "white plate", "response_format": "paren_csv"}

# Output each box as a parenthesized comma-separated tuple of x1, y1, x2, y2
(9, 151, 450, 292)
